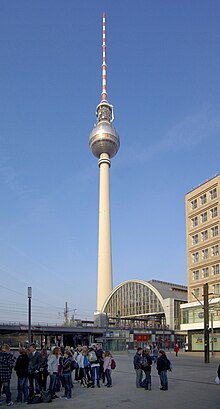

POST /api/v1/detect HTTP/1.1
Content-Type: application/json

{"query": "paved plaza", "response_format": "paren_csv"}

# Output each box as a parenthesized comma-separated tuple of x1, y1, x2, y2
(1, 351, 219, 409)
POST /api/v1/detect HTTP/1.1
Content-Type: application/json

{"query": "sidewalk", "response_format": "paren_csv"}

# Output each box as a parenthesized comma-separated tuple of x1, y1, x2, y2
(1, 351, 219, 409)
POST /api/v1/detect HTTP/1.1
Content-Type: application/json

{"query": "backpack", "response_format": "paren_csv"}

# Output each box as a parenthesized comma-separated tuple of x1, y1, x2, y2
(41, 391, 52, 403)
(111, 358, 116, 370)
(166, 358, 172, 371)
(27, 394, 43, 404)
(140, 357, 149, 368)
(88, 351, 97, 363)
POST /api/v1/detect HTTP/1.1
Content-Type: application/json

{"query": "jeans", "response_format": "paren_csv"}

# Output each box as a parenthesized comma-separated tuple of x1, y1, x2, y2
(142, 370, 151, 389)
(105, 369, 112, 386)
(39, 370, 48, 391)
(159, 370, 168, 389)
(135, 368, 143, 387)
(17, 377, 28, 402)
(28, 372, 40, 397)
(91, 365, 100, 386)
(49, 373, 59, 397)
(63, 373, 72, 398)
(0, 381, 11, 404)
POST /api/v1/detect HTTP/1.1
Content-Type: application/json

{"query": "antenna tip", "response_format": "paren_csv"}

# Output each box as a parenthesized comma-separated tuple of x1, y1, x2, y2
(103, 12, 106, 18)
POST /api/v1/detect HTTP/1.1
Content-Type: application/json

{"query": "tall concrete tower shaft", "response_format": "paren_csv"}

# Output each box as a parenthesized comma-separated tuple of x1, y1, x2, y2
(89, 13, 120, 312)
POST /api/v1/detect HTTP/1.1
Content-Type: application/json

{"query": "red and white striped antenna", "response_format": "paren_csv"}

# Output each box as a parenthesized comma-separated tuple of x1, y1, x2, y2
(102, 12, 107, 101)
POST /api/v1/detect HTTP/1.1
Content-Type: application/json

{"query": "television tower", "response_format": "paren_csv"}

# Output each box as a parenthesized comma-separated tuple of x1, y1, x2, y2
(89, 13, 120, 312)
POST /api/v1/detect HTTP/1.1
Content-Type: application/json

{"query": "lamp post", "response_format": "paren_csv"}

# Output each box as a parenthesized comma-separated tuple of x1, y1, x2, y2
(28, 287, 32, 344)
(203, 283, 209, 363)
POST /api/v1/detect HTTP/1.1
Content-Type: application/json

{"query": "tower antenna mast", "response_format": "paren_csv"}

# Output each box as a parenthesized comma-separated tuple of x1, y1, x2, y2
(102, 12, 107, 101)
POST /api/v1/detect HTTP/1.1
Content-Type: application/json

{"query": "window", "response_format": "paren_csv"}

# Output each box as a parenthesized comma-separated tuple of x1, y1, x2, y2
(213, 283, 220, 294)
(210, 207, 218, 218)
(192, 234, 199, 245)
(191, 199, 197, 210)
(202, 267, 209, 278)
(191, 217, 198, 228)
(193, 288, 200, 298)
(201, 230, 208, 241)
(192, 252, 199, 263)
(211, 226, 219, 237)
(212, 264, 219, 275)
(193, 270, 199, 280)
(202, 248, 208, 259)
(200, 194, 207, 205)
(210, 188, 217, 200)
(211, 245, 219, 256)
(201, 212, 207, 223)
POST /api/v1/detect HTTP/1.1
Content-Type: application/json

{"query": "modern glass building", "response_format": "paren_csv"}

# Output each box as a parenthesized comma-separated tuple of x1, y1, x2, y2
(102, 279, 187, 329)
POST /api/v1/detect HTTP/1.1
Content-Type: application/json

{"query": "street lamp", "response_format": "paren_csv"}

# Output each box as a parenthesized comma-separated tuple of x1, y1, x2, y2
(28, 287, 32, 344)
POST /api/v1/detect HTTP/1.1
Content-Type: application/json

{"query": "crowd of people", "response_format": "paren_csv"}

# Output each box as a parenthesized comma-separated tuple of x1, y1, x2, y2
(1, 341, 220, 406)
(0, 342, 115, 406)
(133, 345, 172, 391)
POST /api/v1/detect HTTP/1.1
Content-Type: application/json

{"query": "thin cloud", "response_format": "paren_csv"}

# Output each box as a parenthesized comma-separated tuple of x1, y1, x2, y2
(123, 107, 220, 164)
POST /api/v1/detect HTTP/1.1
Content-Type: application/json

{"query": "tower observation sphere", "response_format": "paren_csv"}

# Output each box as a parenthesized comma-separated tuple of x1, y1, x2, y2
(89, 13, 120, 314)
(89, 101, 120, 159)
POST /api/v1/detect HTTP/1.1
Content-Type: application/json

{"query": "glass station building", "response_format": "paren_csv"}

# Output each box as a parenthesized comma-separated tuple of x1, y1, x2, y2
(99, 279, 187, 351)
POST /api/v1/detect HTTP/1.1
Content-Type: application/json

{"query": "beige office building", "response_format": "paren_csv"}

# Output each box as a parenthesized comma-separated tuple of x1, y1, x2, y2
(181, 174, 220, 351)
(186, 174, 220, 301)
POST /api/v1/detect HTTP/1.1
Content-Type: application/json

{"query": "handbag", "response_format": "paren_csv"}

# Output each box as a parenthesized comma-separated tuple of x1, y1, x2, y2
(215, 376, 220, 385)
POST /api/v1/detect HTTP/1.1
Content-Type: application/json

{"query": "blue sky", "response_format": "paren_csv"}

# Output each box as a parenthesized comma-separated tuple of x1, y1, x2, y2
(0, 0, 220, 324)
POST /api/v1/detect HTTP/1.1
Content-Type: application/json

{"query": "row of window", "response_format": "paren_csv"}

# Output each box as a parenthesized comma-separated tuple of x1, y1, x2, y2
(192, 244, 219, 263)
(193, 282, 220, 298)
(191, 207, 218, 228)
(191, 188, 217, 210)
(192, 264, 219, 280)
(192, 225, 219, 245)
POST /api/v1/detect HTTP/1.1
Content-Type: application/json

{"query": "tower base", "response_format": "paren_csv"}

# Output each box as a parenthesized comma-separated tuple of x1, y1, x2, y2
(94, 312, 108, 328)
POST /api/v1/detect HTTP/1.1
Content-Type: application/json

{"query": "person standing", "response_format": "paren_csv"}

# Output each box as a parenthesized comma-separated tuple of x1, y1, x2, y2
(39, 349, 48, 391)
(174, 343, 180, 357)
(88, 347, 100, 388)
(28, 343, 41, 397)
(95, 344, 104, 383)
(141, 347, 152, 390)
(48, 347, 60, 399)
(156, 349, 171, 391)
(60, 351, 72, 400)
(14, 348, 29, 403)
(133, 347, 143, 388)
(0, 344, 15, 406)
(103, 351, 112, 388)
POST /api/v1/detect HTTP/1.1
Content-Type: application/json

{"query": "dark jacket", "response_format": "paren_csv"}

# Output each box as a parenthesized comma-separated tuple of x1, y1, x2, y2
(133, 352, 143, 370)
(39, 354, 48, 373)
(28, 351, 40, 374)
(0, 351, 15, 382)
(62, 357, 72, 374)
(157, 355, 170, 374)
(217, 365, 220, 379)
(14, 353, 29, 378)
(141, 353, 152, 371)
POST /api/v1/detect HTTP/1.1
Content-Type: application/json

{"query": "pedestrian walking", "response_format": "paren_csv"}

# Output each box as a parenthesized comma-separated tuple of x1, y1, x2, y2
(133, 347, 143, 388)
(39, 348, 48, 391)
(156, 349, 171, 391)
